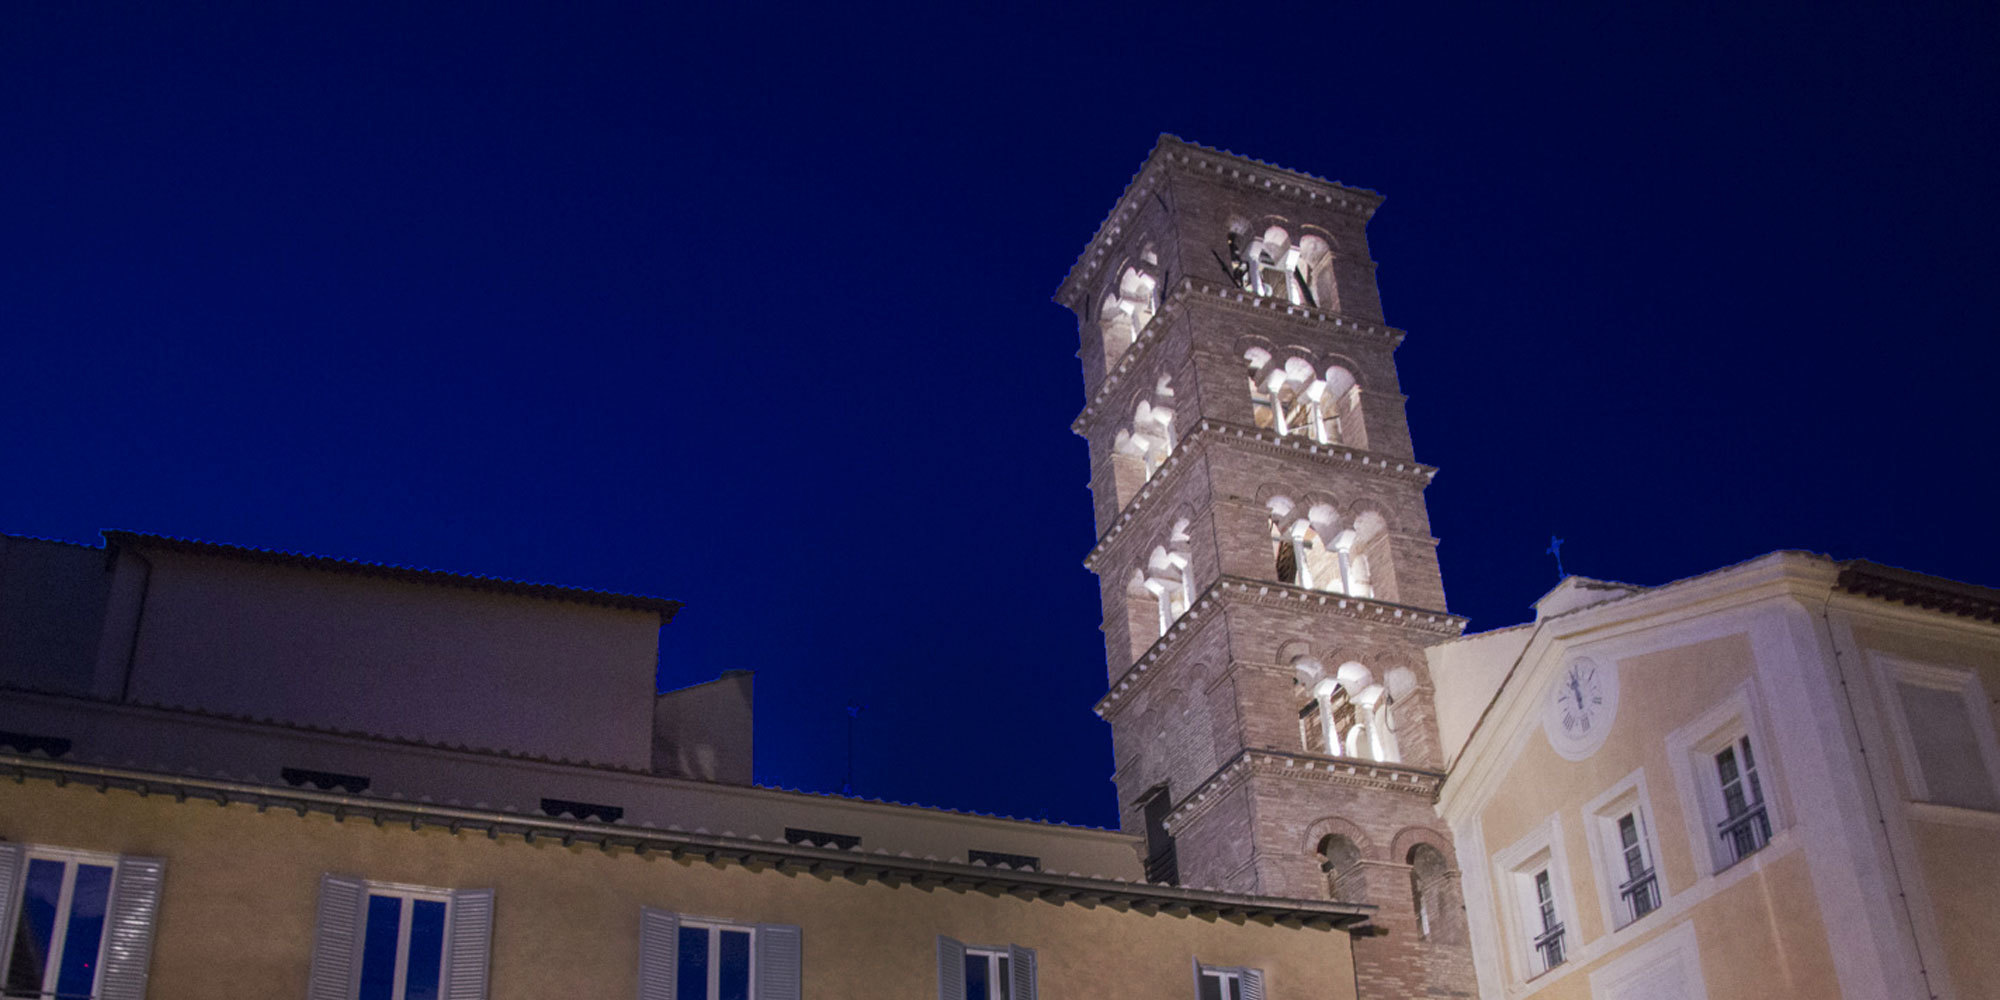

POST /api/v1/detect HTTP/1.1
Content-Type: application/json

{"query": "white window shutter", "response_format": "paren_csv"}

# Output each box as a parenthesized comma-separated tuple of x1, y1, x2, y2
(307, 874, 367, 1000)
(638, 908, 680, 1000)
(98, 855, 166, 1000)
(0, 844, 23, 965)
(936, 936, 967, 1000)
(444, 887, 493, 1000)
(1008, 944, 1037, 1000)
(755, 923, 802, 1000)
(1239, 968, 1265, 1000)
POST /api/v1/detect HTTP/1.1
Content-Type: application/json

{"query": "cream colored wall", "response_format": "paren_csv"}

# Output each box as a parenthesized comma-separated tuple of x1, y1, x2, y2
(1427, 625, 1531, 767)
(1, 780, 1353, 999)
(122, 549, 664, 769)
(1845, 619, 2000, 997)
(1466, 630, 1843, 997)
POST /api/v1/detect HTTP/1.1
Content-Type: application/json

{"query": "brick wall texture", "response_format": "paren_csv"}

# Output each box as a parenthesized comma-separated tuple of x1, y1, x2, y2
(1070, 140, 1477, 1000)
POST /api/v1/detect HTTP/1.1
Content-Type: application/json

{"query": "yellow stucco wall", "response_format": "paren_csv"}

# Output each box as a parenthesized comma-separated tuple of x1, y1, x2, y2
(1, 780, 1357, 999)
(1470, 630, 1842, 997)
(1848, 621, 2000, 997)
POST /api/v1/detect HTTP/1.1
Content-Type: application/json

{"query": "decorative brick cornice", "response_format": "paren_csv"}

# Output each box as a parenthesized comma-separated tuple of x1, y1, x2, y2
(1072, 280, 1406, 437)
(1164, 749, 1445, 834)
(0, 753, 1371, 927)
(1056, 136, 1384, 309)
(1084, 423, 1438, 569)
(1094, 579, 1465, 718)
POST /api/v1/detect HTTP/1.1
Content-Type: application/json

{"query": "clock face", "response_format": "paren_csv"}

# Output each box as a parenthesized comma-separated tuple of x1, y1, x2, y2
(1544, 656, 1618, 760)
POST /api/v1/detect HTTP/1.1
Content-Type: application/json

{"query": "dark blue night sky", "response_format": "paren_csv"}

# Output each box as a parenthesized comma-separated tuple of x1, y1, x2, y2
(4, 3, 1996, 829)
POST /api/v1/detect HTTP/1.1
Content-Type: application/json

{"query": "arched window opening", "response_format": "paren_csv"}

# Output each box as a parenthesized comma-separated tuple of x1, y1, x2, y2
(1098, 265, 1159, 366)
(1407, 844, 1462, 944)
(1268, 498, 1377, 597)
(1221, 227, 1336, 307)
(1244, 352, 1360, 446)
(1316, 834, 1367, 904)
(1112, 375, 1177, 487)
(1292, 660, 1400, 765)
(1134, 519, 1196, 638)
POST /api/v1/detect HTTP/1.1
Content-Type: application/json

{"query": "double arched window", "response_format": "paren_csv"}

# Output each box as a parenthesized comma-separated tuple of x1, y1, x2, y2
(1112, 375, 1177, 486)
(1227, 226, 1334, 309)
(1293, 657, 1408, 764)
(1243, 349, 1360, 446)
(1129, 518, 1196, 638)
(1265, 496, 1382, 599)
(1098, 250, 1161, 366)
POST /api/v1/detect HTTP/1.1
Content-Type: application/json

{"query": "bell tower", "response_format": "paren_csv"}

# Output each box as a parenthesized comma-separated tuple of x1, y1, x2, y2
(1057, 137, 1474, 999)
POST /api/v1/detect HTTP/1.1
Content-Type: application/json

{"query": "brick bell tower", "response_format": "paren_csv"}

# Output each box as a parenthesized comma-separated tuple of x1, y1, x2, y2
(1056, 137, 1474, 999)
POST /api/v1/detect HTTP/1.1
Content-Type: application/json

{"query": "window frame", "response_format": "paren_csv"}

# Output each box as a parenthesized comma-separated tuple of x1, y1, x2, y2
(307, 873, 492, 1000)
(1490, 816, 1575, 983)
(1193, 959, 1264, 1000)
(936, 936, 1035, 1000)
(0, 842, 163, 1000)
(639, 908, 800, 1000)
(1581, 769, 1668, 932)
(676, 918, 758, 1000)
(1665, 682, 1785, 877)
(1, 846, 118, 999)
(963, 946, 1011, 1000)
(358, 882, 454, 1000)
(1872, 654, 2000, 813)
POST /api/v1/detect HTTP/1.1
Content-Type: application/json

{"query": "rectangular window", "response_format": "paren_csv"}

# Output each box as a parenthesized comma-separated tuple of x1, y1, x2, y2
(1713, 737, 1771, 866)
(783, 828, 861, 851)
(308, 875, 491, 1000)
(1531, 869, 1565, 971)
(1894, 672, 2000, 811)
(0, 845, 162, 1000)
(1199, 969, 1237, 1000)
(1667, 686, 1785, 878)
(964, 949, 1012, 1000)
(357, 889, 450, 1000)
(5, 856, 113, 998)
(936, 937, 1035, 1000)
(639, 909, 800, 1000)
(677, 923, 754, 1000)
(966, 850, 1040, 872)
(1615, 812, 1660, 922)
(1195, 962, 1263, 1000)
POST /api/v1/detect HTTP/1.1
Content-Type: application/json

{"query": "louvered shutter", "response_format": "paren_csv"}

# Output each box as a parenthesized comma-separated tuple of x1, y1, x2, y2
(98, 855, 165, 1000)
(638, 908, 680, 1000)
(936, 936, 966, 1000)
(0, 844, 23, 970)
(307, 875, 367, 1000)
(1007, 944, 1036, 1000)
(754, 923, 802, 1000)
(1239, 968, 1264, 1000)
(443, 887, 493, 1000)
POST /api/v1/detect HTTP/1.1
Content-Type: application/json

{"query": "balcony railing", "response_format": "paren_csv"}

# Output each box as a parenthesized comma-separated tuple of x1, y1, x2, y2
(1532, 922, 1566, 971)
(1717, 805, 1771, 866)
(1619, 868, 1660, 921)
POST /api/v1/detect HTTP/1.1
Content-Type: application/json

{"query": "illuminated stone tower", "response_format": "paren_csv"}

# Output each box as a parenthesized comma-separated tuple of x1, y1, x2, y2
(1056, 137, 1474, 999)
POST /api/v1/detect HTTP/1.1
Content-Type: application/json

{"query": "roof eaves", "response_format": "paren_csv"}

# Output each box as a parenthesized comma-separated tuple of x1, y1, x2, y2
(102, 530, 682, 620)
(1, 753, 1372, 927)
